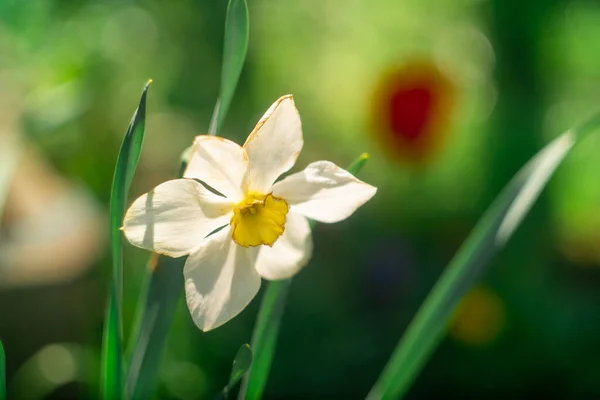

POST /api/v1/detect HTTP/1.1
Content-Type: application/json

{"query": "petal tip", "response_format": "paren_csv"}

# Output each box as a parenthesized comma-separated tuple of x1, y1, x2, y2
(269, 94, 297, 115)
(362, 183, 378, 200)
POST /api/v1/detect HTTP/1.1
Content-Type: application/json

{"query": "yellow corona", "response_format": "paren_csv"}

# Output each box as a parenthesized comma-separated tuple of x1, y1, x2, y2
(230, 192, 289, 247)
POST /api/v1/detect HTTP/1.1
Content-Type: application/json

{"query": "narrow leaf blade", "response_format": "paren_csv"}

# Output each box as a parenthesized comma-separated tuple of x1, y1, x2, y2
(101, 294, 121, 399)
(220, 344, 253, 399)
(229, 344, 253, 389)
(101, 80, 151, 399)
(237, 279, 291, 400)
(0, 341, 5, 400)
(125, 254, 185, 400)
(214, 0, 249, 134)
(367, 113, 600, 400)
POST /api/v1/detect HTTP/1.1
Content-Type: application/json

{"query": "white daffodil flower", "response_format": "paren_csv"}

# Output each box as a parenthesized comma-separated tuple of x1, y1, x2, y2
(122, 95, 377, 331)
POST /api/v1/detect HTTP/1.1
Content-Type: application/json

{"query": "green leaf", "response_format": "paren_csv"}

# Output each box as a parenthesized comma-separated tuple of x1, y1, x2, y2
(125, 253, 185, 400)
(219, 344, 253, 399)
(238, 153, 371, 400)
(213, 0, 249, 135)
(0, 341, 5, 400)
(229, 345, 253, 390)
(101, 80, 151, 400)
(237, 279, 291, 400)
(101, 295, 121, 399)
(366, 112, 600, 400)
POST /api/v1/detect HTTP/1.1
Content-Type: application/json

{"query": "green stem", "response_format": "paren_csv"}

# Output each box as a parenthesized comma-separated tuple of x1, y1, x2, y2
(237, 279, 292, 400)
(0, 341, 5, 400)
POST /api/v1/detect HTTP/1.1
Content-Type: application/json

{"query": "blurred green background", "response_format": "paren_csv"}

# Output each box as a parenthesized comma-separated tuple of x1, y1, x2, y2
(1, 0, 600, 398)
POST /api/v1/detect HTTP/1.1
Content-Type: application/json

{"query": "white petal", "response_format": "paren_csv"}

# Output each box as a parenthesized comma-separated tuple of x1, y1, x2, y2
(272, 161, 377, 223)
(123, 179, 233, 257)
(184, 136, 249, 202)
(255, 212, 313, 281)
(243, 95, 303, 193)
(184, 227, 261, 331)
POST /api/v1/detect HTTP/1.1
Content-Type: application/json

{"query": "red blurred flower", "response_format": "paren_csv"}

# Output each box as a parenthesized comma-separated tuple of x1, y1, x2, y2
(371, 60, 455, 165)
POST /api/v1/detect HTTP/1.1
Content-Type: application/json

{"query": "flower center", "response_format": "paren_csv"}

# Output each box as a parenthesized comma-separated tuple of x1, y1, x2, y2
(230, 192, 289, 247)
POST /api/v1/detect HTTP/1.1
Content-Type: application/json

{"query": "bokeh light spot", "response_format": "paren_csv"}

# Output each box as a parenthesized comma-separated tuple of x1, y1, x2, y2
(450, 285, 506, 346)
(37, 344, 77, 385)
(162, 361, 208, 400)
(372, 60, 455, 165)
(389, 86, 433, 143)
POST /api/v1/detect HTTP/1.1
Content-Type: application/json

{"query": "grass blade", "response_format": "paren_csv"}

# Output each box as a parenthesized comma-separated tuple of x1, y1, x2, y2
(228, 345, 253, 391)
(208, 99, 220, 136)
(101, 295, 121, 399)
(366, 112, 600, 400)
(125, 253, 185, 399)
(218, 344, 253, 399)
(101, 80, 151, 399)
(0, 341, 5, 400)
(237, 279, 291, 400)
(238, 153, 370, 400)
(213, 0, 249, 135)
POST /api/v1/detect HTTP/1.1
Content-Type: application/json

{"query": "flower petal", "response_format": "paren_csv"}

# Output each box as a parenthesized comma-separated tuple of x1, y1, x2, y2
(272, 161, 377, 223)
(122, 179, 233, 257)
(255, 212, 313, 280)
(184, 136, 249, 202)
(243, 95, 303, 193)
(184, 227, 261, 331)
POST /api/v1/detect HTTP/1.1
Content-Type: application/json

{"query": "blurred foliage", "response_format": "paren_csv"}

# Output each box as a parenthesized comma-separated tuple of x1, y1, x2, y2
(1, 0, 600, 399)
